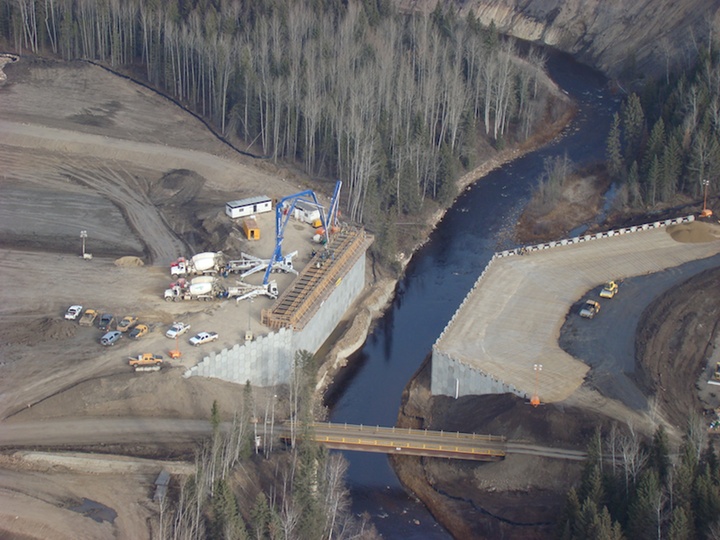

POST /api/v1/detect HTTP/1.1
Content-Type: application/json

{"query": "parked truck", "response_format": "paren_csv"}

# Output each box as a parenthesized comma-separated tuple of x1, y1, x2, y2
(170, 252, 224, 278)
(222, 280, 279, 301)
(164, 276, 220, 302)
(79, 308, 98, 327)
(128, 353, 164, 372)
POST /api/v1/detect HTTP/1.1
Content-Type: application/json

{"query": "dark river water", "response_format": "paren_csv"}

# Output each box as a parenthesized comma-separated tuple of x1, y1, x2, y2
(326, 50, 619, 538)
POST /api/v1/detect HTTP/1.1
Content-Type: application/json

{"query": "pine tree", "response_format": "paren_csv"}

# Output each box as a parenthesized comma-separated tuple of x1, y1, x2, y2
(627, 161, 641, 206)
(693, 467, 720, 535)
(250, 492, 271, 540)
(627, 469, 662, 540)
(557, 487, 581, 540)
(661, 133, 682, 194)
(642, 118, 665, 175)
(595, 506, 625, 540)
(668, 506, 691, 540)
(607, 112, 624, 179)
(645, 155, 660, 205)
(649, 425, 671, 486)
(210, 478, 248, 540)
(621, 93, 646, 159)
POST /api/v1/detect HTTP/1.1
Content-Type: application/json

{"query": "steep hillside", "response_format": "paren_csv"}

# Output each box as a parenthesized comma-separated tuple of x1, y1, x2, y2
(401, 0, 720, 79)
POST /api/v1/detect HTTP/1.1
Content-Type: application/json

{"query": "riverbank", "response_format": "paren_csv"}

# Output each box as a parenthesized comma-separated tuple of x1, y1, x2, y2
(317, 78, 576, 402)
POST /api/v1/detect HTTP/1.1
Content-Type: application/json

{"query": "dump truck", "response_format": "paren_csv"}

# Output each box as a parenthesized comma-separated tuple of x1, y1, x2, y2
(579, 299, 601, 319)
(170, 252, 224, 278)
(79, 308, 98, 327)
(599, 281, 619, 299)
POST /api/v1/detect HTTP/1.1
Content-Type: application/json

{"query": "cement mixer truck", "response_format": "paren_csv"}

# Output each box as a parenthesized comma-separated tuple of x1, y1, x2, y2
(164, 276, 220, 302)
(170, 252, 224, 278)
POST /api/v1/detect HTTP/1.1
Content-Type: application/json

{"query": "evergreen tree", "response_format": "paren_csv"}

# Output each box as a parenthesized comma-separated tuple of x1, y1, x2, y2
(649, 425, 671, 486)
(660, 134, 682, 195)
(693, 467, 720, 535)
(627, 469, 662, 540)
(644, 155, 660, 205)
(607, 112, 624, 179)
(557, 487, 581, 540)
(668, 506, 691, 540)
(621, 93, 646, 160)
(209, 478, 248, 540)
(627, 161, 641, 207)
(576, 498, 600, 539)
(250, 492, 271, 540)
(594, 506, 625, 540)
(642, 118, 665, 175)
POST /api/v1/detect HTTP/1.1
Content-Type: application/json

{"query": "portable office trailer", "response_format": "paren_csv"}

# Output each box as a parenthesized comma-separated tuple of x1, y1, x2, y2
(226, 196, 272, 219)
(292, 200, 321, 224)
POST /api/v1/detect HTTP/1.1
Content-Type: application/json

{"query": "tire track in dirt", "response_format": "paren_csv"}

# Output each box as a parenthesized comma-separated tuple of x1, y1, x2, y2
(56, 156, 187, 265)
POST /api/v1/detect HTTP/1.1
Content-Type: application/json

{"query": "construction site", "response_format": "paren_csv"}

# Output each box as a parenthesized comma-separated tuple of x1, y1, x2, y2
(0, 58, 383, 539)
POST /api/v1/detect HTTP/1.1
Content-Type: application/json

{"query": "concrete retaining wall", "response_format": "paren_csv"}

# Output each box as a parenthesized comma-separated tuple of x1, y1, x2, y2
(431, 215, 696, 399)
(184, 253, 367, 386)
(431, 347, 526, 399)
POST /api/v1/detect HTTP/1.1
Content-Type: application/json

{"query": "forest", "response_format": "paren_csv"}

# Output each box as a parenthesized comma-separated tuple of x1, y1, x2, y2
(606, 42, 720, 212)
(559, 421, 720, 540)
(1, 0, 555, 261)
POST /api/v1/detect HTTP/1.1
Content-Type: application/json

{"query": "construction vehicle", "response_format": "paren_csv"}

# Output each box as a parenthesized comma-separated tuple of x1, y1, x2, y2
(263, 181, 342, 287)
(164, 276, 220, 302)
(221, 280, 279, 302)
(79, 308, 98, 327)
(599, 281, 619, 299)
(128, 353, 163, 372)
(170, 252, 224, 278)
(225, 251, 298, 280)
(579, 300, 601, 319)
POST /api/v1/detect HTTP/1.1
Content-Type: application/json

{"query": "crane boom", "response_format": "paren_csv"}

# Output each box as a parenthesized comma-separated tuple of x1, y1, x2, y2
(264, 190, 321, 284)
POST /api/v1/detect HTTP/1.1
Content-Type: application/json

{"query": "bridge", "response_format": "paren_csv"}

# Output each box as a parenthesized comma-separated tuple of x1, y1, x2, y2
(0, 418, 587, 462)
(279, 422, 587, 462)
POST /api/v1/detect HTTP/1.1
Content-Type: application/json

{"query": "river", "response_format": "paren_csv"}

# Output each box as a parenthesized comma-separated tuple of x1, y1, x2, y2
(325, 50, 619, 538)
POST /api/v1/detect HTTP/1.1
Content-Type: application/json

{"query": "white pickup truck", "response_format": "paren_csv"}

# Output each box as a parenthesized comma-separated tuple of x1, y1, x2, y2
(189, 332, 218, 346)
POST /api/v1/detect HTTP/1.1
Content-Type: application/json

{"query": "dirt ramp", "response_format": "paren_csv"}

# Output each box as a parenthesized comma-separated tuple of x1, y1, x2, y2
(667, 220, 720, 243)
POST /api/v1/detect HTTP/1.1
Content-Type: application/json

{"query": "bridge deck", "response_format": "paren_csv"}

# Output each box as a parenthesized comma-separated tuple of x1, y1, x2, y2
(281, 422, 507, 461)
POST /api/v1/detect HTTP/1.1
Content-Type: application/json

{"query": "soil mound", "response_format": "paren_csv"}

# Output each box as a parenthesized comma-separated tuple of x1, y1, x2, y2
(114, 256, 144, 267)
(148, 169, 206, 206)
(0, 318, 76, 345)
(666, 221, 720, 243)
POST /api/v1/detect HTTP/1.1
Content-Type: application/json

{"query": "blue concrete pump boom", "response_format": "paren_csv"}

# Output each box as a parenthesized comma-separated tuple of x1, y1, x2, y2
(263, 189, 322, 285)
